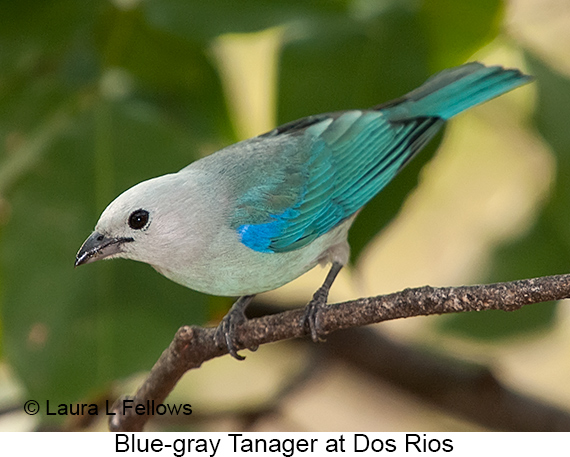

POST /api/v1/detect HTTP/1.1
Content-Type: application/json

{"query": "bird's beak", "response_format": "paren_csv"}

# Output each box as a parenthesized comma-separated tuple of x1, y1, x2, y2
(75, 231, 133, 267)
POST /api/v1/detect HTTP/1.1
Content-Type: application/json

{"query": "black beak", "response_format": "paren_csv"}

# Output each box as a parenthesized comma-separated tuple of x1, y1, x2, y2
(75, 231, 133, 267)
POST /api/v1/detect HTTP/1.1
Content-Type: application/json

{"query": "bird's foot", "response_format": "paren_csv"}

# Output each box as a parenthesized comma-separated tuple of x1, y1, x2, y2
(301, 261, 342, 342)
(214, 309, 245, 360)
(213, 295, 255, 360)
(301, 287, 329, 343)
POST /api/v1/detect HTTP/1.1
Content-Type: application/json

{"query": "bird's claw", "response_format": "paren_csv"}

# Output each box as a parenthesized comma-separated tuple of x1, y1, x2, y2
(301, 287, 328, 343)
(214, 308, 246, 360)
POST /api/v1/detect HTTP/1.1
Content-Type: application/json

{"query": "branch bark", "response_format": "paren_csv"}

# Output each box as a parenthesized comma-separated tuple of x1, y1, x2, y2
(108, 273, 570, 432)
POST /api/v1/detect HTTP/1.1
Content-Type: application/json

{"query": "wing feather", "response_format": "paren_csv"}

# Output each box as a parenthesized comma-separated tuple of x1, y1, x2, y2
(232, 111, 443, 253)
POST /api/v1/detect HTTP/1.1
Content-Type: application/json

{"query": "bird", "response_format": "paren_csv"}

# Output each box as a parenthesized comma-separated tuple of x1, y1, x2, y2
(76, 62, 532, 360)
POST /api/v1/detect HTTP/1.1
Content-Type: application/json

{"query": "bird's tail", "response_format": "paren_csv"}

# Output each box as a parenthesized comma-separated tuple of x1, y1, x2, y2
(381, 62, 532, 121)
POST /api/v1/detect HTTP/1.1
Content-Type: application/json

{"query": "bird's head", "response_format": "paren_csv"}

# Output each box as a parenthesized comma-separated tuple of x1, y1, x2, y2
(75, 173, 201, 268)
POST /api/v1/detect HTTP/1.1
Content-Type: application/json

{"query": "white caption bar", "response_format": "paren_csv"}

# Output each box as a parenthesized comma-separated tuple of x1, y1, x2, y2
(2, 432, 564, 456)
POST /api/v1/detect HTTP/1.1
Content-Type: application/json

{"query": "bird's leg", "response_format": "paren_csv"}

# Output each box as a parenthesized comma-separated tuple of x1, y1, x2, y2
(214, 294, 255, 360)
(302, 261, 343, 342)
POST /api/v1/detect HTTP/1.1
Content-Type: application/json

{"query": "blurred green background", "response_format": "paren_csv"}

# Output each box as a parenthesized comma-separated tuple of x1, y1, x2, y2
(1, 0, 569, 431)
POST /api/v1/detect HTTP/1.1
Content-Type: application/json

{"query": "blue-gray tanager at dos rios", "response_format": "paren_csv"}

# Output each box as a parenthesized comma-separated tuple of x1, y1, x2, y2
(76, 62, 531, 359)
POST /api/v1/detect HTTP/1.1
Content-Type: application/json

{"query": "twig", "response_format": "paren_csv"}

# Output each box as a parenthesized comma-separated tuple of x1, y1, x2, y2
(109, 273, 570, 432)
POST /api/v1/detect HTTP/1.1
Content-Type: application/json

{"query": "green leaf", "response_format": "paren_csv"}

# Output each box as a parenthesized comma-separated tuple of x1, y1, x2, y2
(419, 0, 504, 71)
(1, 97, 216, 408)
(0, 2, 231, 414)
(143, 0, 351, 42)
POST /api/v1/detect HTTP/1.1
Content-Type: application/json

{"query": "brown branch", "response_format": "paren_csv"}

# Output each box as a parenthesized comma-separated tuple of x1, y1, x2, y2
(108, 273, 570, 432)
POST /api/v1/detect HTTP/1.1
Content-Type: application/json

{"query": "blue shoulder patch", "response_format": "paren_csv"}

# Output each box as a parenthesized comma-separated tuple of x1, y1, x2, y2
(237, 208, 301, 253)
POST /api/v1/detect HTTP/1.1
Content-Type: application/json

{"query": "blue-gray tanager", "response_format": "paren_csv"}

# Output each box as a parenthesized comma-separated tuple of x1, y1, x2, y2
(76, 62, 531, 359)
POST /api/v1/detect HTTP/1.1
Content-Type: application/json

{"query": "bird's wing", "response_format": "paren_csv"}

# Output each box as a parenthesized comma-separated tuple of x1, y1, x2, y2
(230, 110, 443, 253)
(229, 63, 531, 253)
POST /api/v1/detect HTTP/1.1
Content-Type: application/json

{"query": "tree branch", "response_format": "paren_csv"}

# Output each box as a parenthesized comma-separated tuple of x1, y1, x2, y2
(109, 273, 570, 432)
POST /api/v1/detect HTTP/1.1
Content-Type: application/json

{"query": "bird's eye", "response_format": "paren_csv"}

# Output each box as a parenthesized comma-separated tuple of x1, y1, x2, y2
(128, 209, 150, 230)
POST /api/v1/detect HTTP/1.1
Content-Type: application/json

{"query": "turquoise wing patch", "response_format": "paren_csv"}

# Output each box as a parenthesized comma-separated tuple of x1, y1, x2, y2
(233, 110, 443, 253)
